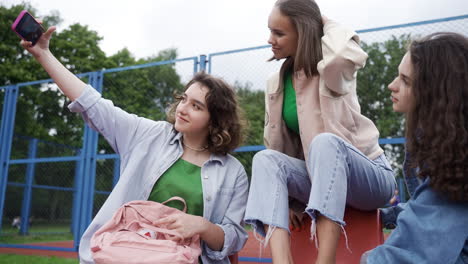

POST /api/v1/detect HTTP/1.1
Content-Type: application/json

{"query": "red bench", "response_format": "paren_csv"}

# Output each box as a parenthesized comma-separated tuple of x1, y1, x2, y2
(290, 207, 383, 264)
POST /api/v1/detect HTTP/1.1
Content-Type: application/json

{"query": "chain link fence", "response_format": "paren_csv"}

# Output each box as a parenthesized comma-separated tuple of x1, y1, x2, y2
(0, 76, 90, 248)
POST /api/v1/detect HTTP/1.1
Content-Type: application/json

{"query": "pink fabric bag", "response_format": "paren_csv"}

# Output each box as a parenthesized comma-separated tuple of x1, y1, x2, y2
(90, 197, 201, 264)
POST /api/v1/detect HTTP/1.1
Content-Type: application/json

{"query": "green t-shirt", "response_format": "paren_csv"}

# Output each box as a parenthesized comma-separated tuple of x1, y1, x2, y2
(282, 71, 300, 134)
(148, 158, 204, 216)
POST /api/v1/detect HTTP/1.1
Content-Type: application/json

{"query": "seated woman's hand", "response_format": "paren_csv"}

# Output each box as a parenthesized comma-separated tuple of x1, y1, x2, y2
(155, 212, 208, 241)
(289, 208, 304, 231)
(21, 24, 56, 58)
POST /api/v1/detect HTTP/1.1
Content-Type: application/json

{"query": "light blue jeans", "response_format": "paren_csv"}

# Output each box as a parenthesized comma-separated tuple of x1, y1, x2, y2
(244, 133, 396, 239)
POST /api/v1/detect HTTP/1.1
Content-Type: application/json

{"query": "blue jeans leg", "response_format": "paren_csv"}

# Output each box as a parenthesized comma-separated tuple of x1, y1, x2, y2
(244, 133, 396, 242)
(305, 133, 396, 225)
(244, 149, 311, 237)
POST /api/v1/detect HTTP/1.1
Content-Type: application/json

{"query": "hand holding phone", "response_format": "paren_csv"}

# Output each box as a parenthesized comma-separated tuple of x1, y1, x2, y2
(11, 10, 45, 46)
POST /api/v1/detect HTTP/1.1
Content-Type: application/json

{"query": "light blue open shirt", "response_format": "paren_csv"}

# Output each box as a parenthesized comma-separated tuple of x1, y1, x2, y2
(71, 85, 249, 264)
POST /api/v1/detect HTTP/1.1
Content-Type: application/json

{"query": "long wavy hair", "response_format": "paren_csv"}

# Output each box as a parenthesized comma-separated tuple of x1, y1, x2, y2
(270, 0, 324, 78)
(167, 72, 246, 155)
(405, 32, 468, 201)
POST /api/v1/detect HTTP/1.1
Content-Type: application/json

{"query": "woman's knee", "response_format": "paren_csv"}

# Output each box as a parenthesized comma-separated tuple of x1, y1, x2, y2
(308, 133, 346, 157)
(311, 133, 343, 148)
(253, 149, 281, 168)
(252, 149, 288, 181)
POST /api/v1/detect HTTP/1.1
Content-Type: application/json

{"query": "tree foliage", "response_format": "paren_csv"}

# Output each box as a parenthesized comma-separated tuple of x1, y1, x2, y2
(233, 81, 265, 178)
(235, 81, 265, 146)
(0, 4, 60, 85)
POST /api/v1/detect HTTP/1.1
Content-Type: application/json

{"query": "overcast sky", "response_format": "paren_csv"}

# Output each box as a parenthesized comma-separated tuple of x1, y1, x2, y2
(4, 0, 468, 59)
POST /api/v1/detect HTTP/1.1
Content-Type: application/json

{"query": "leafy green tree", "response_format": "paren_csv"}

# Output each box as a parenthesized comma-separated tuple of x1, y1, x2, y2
(0, 4, 61, 85)
(51, 24, 113, 73)
(1, 4, 114, 150)
(232, 81, 265, 177)
(235, 81, 265, 146)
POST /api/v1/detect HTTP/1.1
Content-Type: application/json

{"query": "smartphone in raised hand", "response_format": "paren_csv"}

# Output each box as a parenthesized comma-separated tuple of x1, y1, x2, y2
(11, 10, 45, 46)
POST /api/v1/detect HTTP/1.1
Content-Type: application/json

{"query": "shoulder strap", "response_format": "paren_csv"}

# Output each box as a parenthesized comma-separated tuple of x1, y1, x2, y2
(161, 196, 187, 213)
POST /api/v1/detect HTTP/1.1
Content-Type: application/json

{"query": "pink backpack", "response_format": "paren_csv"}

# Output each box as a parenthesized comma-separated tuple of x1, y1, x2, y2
(90, 197, 201, 264)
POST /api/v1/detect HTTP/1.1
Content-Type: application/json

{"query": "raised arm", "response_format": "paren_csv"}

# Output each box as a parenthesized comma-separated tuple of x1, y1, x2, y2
(317, 19, 368, 96)
(21, 26, 86, 101)
(22, 25, 168, 156)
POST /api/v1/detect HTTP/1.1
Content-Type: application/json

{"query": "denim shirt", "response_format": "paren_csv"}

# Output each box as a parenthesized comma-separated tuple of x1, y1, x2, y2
(71, 86, 249, 264)
(368, 151, 468, 263)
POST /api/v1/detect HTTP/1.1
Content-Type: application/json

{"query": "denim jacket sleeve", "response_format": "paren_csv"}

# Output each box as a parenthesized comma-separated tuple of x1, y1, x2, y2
(202, 164, 249, 262)
(68, 85, 168, 156)
(368, 179, 468, 264)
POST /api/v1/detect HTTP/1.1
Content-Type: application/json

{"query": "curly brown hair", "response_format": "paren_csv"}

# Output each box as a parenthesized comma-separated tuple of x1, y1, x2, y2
(167, 72, 246, 155)
(405, 32, 468, 201)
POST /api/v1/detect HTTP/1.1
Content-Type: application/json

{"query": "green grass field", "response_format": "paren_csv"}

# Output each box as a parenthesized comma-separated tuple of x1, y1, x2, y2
(0, 224, 73, 244)
(0, 254, 79, 264)
(1, 224, 71, 235)
(0, 233, 74, 244)
(0, 224, 77, 264)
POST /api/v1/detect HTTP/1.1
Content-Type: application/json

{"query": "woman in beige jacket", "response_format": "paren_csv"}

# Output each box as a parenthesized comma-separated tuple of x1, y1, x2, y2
(244, 0, 396, 263)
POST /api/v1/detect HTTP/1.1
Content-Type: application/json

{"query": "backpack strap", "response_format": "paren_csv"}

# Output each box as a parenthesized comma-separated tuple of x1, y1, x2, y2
(161, 196, 187, 213)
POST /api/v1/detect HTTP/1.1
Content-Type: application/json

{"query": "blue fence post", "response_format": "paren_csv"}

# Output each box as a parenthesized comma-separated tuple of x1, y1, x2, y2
(193, 57, 199, 74)
(112, 157, 120, 188)
(71, 148, 82, 245)
(199, 55, 207, 72)
(72, 72, 100, 249)
(19, 138, 38, 235)
(78, 125, 98, 243)
(75, 71, 102, 248)
(73, 129, 88, 249)
(0, 85, 19, 234)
